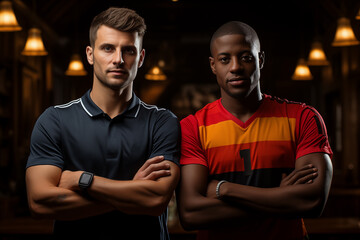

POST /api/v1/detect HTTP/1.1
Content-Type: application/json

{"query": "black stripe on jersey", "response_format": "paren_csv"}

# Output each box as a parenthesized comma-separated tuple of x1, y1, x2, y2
(306, 107, 326, 136)
(313, 115, 323, 135)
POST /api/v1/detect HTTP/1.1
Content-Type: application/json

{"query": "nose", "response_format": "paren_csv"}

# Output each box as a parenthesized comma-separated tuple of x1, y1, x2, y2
(229, 57, 243, 73)
(113, 49, 124, 65)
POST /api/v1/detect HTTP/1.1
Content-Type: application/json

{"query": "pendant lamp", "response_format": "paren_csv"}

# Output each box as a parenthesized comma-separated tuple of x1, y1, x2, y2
(145, 66, 167, 81)
(22, 28, 48, 56)
(292, 58, 313, 81)
(65, 53, 87, 76)
(307, 41, 329, 66)
(0, 0, 21, 31)
(332, 17, 360, 47)
(356, 8, 360, 20)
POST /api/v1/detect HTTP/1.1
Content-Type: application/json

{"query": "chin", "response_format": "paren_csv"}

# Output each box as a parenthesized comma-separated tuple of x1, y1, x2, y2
(228, 90, 250, 99)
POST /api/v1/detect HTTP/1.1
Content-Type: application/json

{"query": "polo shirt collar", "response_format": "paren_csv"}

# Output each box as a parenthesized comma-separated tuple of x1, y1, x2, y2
(81, 89, 140, 118)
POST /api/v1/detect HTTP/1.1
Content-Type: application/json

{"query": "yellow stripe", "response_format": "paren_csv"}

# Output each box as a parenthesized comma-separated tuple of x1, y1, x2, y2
(199, 117, 296, 149)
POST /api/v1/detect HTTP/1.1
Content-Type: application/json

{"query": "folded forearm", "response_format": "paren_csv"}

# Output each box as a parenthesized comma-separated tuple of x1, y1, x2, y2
(178, 195, 251, 230)
(87, 176, 173, 216)
(29, 187, 113, 220)
(221, 183, 322, 217)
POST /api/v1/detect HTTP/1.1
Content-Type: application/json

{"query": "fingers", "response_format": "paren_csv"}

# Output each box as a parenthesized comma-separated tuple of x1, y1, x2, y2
(133, 156, 172, 181)
(281, 164, 318, 186)
(294, 166, 318, 184)
(138, 156, 165, 171)
(144, 168, 171, 181)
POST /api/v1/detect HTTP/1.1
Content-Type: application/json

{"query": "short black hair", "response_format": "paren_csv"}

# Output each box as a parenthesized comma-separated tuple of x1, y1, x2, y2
(210, 21, 260, 56)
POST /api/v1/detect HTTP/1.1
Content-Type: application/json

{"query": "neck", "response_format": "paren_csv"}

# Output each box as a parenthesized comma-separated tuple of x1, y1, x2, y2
(221, 87, 262, 122)
(90, 81, 133, 119)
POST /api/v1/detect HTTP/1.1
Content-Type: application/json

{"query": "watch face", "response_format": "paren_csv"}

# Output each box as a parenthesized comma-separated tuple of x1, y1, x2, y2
(80, 173, 92, 184)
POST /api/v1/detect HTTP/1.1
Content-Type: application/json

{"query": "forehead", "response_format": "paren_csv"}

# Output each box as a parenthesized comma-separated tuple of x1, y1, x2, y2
(95, 25, 141, 47)
(212, 34, 253, 55)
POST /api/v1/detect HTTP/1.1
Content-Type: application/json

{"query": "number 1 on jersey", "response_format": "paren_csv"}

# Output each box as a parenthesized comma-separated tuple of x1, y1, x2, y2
(240, 149, 252, 176)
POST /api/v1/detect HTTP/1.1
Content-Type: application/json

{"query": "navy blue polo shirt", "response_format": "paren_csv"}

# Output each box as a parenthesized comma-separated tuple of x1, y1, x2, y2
(26, 89, 180, 239)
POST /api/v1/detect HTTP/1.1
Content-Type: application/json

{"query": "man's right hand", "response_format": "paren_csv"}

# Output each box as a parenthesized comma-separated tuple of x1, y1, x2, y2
(133, 156, 171, 181)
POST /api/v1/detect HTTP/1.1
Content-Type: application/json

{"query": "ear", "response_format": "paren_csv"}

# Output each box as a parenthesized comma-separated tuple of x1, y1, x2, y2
(209, 56, 216, 75)
(86, 46, 94, 65)
(138, 49, 146, 68)
(259, 51, 265, 69)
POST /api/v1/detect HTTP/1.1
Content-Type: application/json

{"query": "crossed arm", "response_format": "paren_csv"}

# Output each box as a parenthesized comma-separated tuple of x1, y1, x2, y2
(26, 156, 180, 220)
(176, 153, 333, 230)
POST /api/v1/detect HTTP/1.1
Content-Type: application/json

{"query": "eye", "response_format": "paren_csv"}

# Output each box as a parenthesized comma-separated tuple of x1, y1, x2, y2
(101, 44, 114, 52)
(219, 56, 230, 64)
(122, 47, 136, 55)
(240, 54, 254, 63)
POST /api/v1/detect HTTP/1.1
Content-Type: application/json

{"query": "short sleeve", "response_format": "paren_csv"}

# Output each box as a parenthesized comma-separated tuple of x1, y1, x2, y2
(150, 110, 181, 166)
(296, 106, 333, 160)
(180, 115, 208, 167)
(26, 107, 64, 169)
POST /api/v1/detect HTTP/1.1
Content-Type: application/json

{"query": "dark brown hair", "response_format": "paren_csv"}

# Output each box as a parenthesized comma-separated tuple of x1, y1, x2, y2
(89, 7, 146, 47)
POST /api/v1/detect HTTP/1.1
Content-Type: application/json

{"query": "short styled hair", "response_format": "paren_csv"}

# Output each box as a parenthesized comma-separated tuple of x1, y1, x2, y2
(89, 7, 146, 47)
(210, 21, 260, 56)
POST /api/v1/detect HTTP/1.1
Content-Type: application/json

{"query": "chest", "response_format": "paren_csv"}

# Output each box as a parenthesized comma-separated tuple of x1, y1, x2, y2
(61, 116, 153, 179)
(199, 117, 297, 181)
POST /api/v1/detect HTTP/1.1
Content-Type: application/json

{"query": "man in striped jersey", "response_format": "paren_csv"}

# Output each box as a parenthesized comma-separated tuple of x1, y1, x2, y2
(177, 21, 333, 240)
(25, 7, 180, 239)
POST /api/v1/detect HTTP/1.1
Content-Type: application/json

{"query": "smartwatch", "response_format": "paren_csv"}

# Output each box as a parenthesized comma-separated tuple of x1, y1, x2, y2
(78, 172, 94, 190)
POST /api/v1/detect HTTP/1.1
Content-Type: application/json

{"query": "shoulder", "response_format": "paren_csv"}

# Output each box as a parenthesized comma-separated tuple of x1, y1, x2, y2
(263, 94, 314, 117)
(35, 98, 85, 129)
(180, 100, 220, 135)
(54, 98, 82, 109)
(139, 100, 176, 117)
(181, 99, 220, 127)
(138, 101, 179, 131)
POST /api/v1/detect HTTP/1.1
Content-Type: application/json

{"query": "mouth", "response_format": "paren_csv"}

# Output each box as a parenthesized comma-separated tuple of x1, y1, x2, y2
(226, 77, 249, 86)
(107, 69, 128, 76)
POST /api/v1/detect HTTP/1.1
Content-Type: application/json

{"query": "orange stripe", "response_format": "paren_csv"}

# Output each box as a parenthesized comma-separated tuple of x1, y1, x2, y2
(199, 117, 296, 150)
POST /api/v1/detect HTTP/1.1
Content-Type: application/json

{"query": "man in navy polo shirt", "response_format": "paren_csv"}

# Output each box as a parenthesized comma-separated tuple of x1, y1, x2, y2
(25, 7, 180, 239)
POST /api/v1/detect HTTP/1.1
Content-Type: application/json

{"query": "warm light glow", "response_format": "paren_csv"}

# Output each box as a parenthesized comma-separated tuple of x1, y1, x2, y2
(307, 41, 329, 66)
(22, 28, 48, 56)
(356, 8, 360, 20)
(292, 58, 313, 81)
(0, 0, 21, 31)
(332, 17, 360, 47)
(65, 54, 87, 76)
(145, 66, 167, 81)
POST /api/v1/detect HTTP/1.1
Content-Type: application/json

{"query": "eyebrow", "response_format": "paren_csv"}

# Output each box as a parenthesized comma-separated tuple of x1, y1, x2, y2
(217, 50, 252, 57)
(98, 43, 137, 49)
(217, 52, 230, 57)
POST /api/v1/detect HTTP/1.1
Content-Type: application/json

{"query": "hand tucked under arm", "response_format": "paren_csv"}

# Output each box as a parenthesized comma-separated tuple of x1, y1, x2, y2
(133, 156, 171, 180)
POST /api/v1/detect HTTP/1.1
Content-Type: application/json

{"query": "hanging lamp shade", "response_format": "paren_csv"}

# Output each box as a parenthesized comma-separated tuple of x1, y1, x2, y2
(22, 28, 48, 56)
(292, 58, 313, 81)
(307, 41, 329, 66)
(0, 0, 21, 31)
(65, 53, 87, 76)
(145, 66, 167, 81)
(356, 8, 360, 20)
(332, 17, 360, 47)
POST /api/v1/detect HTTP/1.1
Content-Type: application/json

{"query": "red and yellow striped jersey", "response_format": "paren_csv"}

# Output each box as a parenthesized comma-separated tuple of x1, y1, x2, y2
(180, 94, 333, 239)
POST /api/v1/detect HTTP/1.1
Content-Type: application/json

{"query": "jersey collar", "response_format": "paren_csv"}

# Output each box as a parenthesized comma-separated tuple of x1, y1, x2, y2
(81, 89, 140, 118)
